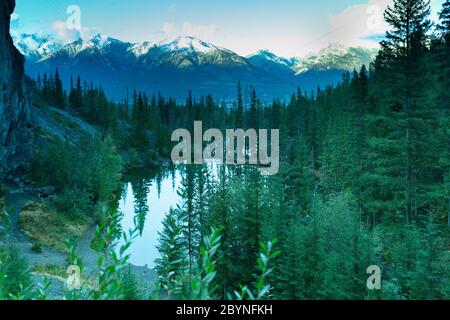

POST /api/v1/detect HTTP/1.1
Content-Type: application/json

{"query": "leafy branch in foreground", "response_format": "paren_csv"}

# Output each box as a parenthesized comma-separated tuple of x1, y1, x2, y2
(190, 227, 222, 300)
(0, 209, 38, 300)
(230, 239, 280, 300)
(65, 209, 140, 300)
(155, 222, 279, 300)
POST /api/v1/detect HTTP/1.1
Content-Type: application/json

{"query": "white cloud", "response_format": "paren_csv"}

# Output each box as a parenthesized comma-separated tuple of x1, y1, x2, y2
(10, 12, 21, 29)
(326, 0, 392, 48)
(181, 21, 217, 38)
(319, 0, 443, 50)
(52, 20, 92, 43)
(11, 13, 20, 21)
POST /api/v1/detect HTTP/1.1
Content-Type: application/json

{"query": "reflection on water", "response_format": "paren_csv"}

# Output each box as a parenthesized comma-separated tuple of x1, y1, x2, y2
(118, 166, 182, 268)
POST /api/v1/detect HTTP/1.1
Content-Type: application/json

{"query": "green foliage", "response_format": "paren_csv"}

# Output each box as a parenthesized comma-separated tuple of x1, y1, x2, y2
(31, 242, 43, 253)
(0, 246, 34, 299)
(121, 267, 142, 300)
(64, 209, 140, 300)
(20, 0, 450, 301)
(155, 208, 186, 296)
(31, 135, 122, 220)
(155, 225, 279, 300)
(191, 227, 222, 300)
(231, 239, 280, 300)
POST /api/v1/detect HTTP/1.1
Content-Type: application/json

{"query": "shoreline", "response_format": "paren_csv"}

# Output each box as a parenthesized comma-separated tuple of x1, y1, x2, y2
(1, 190, 157, 299)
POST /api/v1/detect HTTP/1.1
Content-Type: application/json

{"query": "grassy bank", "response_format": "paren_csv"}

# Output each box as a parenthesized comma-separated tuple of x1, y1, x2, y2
(19, 202, 90, 252)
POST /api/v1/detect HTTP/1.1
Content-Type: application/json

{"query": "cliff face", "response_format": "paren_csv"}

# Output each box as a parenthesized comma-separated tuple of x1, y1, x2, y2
(0, 0, 31, 180)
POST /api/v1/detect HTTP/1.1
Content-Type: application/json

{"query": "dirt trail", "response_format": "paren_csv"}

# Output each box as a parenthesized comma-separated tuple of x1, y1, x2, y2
(3, 192, 67, 267)
(2, 191, 156, 298)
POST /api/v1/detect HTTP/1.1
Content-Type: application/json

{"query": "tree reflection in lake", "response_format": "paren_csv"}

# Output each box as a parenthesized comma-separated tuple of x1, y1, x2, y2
(118, 165, 181, 268)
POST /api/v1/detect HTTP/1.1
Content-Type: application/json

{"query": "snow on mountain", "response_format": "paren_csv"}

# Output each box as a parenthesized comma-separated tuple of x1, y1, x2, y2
(12, 33, 62, 61)
(15, 33, 377, 74)
(46, 34, 132, 59)
(128, 37, 231, 58)
(246, 50, 298, 77)
(12, 33, 134, 62)
(158, 36, 223, 54)
(19, 34, 378, 101)
(293, 43, 378, 74)
(133, 36, 252, 70)
(129, 41, 156, 57)
(247, 50, 297, 68)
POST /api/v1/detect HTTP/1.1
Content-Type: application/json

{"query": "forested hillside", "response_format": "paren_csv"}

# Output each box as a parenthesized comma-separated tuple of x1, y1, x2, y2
(1, 0, 449, 300)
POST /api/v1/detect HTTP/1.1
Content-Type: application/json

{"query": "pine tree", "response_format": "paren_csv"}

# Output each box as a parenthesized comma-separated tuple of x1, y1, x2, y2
(247, 88, 259, 130)
(208, 165, 231, 297)
(408, 211, 449, 299)
(54, 68, 65, 108)
(370, 0, 432, 223)
(436, 1, 450, 226)
(155, 208, 186, 294)
(235, 81, 244, 128)
(193, 164, 210, 238)
(438, 0, 450, 42)
(177, 165, 199, 280)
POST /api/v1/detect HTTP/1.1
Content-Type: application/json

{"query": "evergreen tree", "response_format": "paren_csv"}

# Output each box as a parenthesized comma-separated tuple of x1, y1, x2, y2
(235, 81, 244, 128)
(54, 68, 65, 108)
(177, 165, 199, 280)
(155, 208, 186, 294)
(370, 0, 432, 223)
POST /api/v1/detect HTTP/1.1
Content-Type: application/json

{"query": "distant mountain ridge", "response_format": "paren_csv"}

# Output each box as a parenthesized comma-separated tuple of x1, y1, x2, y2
(14, 33, 378, 101)
(293, 44, 378, 74)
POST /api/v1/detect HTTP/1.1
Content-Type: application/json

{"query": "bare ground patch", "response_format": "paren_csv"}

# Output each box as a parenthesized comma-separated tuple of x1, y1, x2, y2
(19, 202, 90, 253)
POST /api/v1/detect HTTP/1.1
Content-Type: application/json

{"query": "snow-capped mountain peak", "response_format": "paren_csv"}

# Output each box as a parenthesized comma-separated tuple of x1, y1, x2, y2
(89, 33, 112, 47)
(129, 41, 157, 57)
(78, 34, 126, 50)
(294, 43, 378, 74)
(247, 49, 296, 68)
(48, 34, 132, 59)
(12, 33, 62, 61)
(158, 36, 224, 54)
(16, 32, 379, 101)
(128, 36, 227, 58)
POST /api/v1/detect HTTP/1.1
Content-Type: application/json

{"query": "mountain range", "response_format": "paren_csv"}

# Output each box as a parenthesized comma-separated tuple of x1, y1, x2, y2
(13, 33, 378, 101)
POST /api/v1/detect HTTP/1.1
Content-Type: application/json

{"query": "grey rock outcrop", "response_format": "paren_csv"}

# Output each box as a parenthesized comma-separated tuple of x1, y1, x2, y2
(0, 0, 31, 180)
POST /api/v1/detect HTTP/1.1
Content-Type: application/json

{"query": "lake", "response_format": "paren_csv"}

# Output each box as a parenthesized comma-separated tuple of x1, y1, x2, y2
(118, 166, 182, 269)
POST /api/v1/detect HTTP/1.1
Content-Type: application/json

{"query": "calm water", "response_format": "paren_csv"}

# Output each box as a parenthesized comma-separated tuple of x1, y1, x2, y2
(117, 163, 224, 269)
(118, 167, 182, 269)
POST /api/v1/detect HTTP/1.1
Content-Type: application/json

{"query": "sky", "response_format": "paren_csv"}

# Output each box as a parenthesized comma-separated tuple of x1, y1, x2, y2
(11, 0, 445, 57)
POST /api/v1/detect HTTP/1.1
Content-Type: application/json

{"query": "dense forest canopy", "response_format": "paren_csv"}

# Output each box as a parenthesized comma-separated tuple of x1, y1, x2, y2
(1, 0, 449, 300)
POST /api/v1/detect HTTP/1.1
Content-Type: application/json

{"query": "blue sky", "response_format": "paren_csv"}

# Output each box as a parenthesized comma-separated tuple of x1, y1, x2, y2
(12, 0, 444, 57)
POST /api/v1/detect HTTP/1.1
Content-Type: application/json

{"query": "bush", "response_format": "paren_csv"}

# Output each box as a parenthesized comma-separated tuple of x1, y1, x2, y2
(19, 202, 90, 252)
(120, 268, 142, 300)
(55, 188, 92, 220)
(0, 246, 34, 299)
(31, 242, 44, 253)
(31, 134, 122, 220)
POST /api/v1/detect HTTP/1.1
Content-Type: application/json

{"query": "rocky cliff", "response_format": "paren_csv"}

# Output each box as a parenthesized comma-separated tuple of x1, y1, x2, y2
(0, 0, 31, 181)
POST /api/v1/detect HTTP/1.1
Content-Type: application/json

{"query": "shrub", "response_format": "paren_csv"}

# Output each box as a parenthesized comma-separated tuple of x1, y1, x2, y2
(120, 267, 142, 300)
(31, 134, 122, 220)
(55, 188, 92, 220)
(0, 246, 34, 299)
(31, 241, 44, 253)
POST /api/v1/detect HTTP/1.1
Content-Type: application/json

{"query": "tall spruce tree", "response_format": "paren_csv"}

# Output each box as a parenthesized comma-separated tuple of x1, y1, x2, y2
(371, 0, 431, 223)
